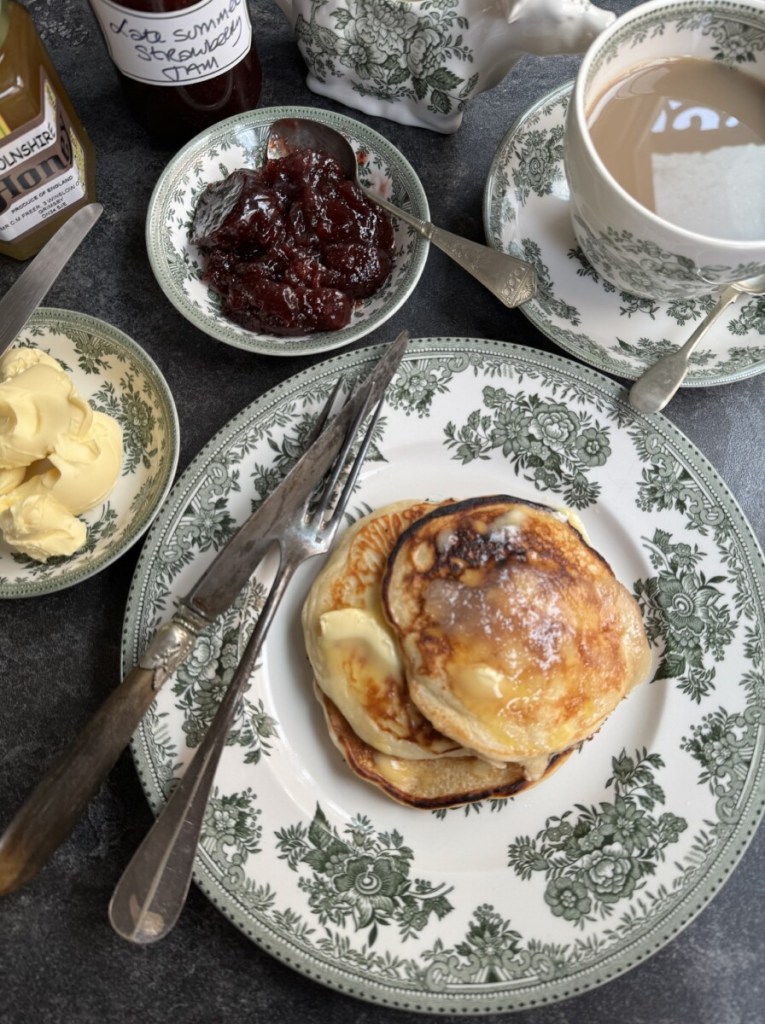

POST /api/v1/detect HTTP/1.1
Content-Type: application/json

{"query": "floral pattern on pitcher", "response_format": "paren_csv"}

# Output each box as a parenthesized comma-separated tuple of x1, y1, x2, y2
(280, 0, 614, 131)
(295, 0, 477, 121)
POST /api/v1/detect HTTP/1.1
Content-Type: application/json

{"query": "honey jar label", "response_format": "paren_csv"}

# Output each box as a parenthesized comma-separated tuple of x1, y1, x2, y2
(89, 0, 253, 87)
(0, 73, 88, 242)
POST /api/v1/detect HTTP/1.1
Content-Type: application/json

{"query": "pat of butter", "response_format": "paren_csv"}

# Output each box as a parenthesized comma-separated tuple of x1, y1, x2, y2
(319, 606, 402, 673)
(0, 491, 86, 560)
(0, 348, 122, 561)
(0, 348, 62, 378)
(316, 607, 448, 759)
(451, 662, 547, 753)
(453, 663, 510, 703)
(452, 662, 541, 706)
(47, 411, 123, 514)
(0, 364, 92, 468)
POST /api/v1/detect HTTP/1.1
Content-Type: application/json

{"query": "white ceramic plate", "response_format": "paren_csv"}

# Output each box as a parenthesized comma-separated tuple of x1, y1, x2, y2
(484, 83, 765, 386)
(0, 309, 179, 599)
(146, 105, 430, 358)
(124, 338, 765, 1013)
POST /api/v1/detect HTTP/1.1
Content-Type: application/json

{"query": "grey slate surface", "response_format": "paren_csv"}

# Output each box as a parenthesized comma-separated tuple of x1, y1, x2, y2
(1, 2, 764, 1022)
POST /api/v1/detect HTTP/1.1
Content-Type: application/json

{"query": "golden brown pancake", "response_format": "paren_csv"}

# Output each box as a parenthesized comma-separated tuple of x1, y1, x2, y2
(302, 499, 466, 760)
(315, 685, 573, 809)
(382, 495, 652, 768)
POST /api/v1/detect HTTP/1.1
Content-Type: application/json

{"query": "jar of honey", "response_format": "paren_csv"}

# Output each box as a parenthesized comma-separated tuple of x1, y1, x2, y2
(88, 0, 262, 144)
(0, 0, 98, 260)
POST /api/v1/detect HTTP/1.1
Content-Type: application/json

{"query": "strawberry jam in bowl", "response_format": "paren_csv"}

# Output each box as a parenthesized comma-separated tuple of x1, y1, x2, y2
(192, 148, 396, 336)
(146, 107, 430, 358)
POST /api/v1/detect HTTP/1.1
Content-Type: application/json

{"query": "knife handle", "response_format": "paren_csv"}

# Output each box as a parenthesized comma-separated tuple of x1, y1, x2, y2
(0, 613, 203, 896)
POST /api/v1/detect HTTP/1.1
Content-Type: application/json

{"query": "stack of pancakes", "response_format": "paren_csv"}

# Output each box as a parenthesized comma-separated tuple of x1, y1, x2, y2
(301, 495, 652, 809)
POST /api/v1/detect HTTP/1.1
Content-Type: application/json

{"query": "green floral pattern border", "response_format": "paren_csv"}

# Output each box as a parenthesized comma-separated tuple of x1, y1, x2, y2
(124, 338, 765, 1013)
(587, 1, 765, 86)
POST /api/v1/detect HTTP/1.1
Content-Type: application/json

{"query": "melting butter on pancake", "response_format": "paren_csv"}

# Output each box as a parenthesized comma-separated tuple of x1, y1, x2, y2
(382, 495, 652, 767)
(315, 684, 573, 809)
(302, 499, 466, 760)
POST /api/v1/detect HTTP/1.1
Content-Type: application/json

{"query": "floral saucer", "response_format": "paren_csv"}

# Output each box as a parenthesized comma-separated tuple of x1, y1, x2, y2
(484, 83, 765, 386)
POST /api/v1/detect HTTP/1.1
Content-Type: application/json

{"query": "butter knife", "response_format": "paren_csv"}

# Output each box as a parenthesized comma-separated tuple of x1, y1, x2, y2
(0, 203, 103, 354)
(0, 330, 408, 896)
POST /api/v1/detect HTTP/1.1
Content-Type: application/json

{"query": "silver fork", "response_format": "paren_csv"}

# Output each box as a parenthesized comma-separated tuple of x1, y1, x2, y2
(108, 379, 385, 944)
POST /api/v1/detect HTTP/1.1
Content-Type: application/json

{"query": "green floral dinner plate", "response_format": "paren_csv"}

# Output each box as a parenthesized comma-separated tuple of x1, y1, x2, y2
(484, 84, 765, 386)
(123, 338, 765, 1013)
(1, 309, 179, 599)
(146, 106, 429, 359)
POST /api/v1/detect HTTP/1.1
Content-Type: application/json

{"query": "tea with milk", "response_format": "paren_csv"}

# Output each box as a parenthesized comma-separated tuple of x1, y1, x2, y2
(587, 57, 765, 241)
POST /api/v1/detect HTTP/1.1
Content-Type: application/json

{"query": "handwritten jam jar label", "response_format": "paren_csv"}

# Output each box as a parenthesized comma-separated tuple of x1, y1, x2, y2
(89, 0, 253, 87)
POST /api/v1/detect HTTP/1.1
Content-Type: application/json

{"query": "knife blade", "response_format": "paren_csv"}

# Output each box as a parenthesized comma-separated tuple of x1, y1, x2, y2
(0, 203, 103, 355)
(184, 328, 409, 620)
(0, 329, 409, 896)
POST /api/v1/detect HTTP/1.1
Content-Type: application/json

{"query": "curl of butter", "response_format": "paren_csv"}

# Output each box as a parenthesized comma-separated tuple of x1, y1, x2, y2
(46, 411, 123, 514)
(0, 466, 25, 495)
(0, 348, 62, 377)
(0, 491, 86, 561)
(0, 348, 122, 561)
(0, 363, 93, 467)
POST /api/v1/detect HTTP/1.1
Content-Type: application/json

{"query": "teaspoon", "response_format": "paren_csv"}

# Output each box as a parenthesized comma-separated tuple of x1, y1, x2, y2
(266, 118, 537, 309)
(629, 273, 765, 414)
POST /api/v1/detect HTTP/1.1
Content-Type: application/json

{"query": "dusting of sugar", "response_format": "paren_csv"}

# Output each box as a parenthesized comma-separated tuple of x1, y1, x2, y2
(423, 565, 565, 669)
(526, 589, 564, 669)
(488, 522, 521, 546)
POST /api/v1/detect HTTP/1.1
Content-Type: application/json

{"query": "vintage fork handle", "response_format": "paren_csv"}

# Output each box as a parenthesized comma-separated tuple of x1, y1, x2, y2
(108, 556, 296, 943)
(367, 191, 537, 308)
(0, 615, 203, 896)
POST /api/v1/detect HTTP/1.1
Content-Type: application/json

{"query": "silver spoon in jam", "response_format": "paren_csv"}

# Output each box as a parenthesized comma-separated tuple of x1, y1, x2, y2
(266, 118, 537, 309)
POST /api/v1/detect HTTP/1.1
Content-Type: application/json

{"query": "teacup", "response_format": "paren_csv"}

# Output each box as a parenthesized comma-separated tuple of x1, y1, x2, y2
(564, 0, 765, 301)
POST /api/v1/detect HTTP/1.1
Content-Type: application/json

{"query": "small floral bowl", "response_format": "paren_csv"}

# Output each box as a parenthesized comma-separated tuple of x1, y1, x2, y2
(146, 105, 430, 359)
(0, 309, 179, 598)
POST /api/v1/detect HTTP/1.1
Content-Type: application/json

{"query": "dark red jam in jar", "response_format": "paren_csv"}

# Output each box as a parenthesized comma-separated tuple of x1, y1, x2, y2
(191, 148, 396, 335)
(89, 0, 262, 144)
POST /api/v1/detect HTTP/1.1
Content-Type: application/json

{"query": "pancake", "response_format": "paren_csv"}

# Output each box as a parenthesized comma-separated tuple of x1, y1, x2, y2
(315, 685, 574, 809)
(382, 495, 652, 768)
(302, 499, 466, 760)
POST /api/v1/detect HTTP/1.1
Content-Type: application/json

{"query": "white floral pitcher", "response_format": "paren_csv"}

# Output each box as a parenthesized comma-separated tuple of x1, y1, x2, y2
(274, 0, 615, 132)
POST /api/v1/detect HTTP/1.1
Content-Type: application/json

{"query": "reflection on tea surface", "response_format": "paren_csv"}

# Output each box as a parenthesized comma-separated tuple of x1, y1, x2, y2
(587, 57, 765, 240)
